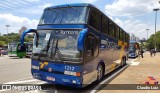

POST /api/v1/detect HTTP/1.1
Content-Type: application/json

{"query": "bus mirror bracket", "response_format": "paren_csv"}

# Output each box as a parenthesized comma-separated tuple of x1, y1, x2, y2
(20, 29, 39, 50)
(77, 29, 88, 51)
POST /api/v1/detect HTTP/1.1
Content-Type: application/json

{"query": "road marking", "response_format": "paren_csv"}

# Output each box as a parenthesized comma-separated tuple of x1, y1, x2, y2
(130, 62, 140, 66)
(4, 79, 38, 84)
(90, 65, 128, 93)
(7, 77, 33, 82)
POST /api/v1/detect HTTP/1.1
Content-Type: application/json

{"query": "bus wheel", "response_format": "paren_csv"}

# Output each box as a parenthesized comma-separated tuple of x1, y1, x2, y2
(124, 57, 126, 65)
(97, 64, 104, 81)
(121, 58, 125, 67)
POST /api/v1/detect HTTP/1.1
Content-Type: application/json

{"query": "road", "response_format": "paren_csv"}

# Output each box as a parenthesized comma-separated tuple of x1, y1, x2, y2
(0, 55, 140, 93)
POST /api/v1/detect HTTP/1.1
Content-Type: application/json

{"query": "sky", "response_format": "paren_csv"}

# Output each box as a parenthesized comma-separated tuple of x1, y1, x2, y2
(0, 0, 160, 39)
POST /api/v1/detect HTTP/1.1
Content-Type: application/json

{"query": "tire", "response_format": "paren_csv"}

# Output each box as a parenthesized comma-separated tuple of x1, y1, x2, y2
(97, 64, 104, 81)
(121, 57, 125, 67)
(124, 57, 126, 65)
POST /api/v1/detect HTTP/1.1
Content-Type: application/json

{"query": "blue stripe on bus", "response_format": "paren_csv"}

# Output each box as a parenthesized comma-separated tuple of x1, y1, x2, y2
(45, 3, 96, 9)
(37, 24, 86, 30)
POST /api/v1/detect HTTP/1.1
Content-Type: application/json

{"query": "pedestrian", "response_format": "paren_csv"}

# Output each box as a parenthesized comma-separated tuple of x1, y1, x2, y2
(140, 49, 144, 58)
(138, 49, 144, 58)
(153, 49, 156, 56)
(150, 49, 153, 57)
(138, 50, 141, 59)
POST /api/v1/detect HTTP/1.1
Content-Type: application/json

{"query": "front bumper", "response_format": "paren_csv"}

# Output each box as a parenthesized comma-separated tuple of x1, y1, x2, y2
(8, 53, 17, 57)
(31, 69, 83, 88)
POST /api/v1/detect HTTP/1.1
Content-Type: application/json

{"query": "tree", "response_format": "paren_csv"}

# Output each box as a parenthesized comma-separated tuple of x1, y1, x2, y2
(0, 41, 5, 46)
(0, 33, 33, 45)
(147, 31, 160, 50)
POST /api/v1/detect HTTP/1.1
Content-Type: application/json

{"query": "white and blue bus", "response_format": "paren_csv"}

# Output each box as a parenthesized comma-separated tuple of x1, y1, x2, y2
(128, 41, 139, 58)
(20, 3, 129, 88)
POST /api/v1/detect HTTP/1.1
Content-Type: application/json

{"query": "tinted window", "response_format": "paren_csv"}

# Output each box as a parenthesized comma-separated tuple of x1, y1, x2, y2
(109, 21, 114, 37)
(120, 29, 123, 40)
(102, 15, 109, 35)
(116, 27, 119, 39)
(89, 9, 101, 31)
(123, 31, 125, 41)
(114, 25, 117, 38)
(85, 34, 99, 61)
(39, 7, 88, 24)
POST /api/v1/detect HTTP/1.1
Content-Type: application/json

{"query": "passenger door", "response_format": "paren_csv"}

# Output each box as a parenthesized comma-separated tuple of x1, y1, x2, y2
(84, 33, 99, 63)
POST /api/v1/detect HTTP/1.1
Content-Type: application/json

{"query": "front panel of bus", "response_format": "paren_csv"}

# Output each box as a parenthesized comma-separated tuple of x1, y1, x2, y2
(8, 43, 17, 57)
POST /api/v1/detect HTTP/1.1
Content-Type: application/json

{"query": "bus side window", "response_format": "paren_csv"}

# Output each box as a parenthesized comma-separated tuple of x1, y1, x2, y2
(89, 9, 101, 31)
(85, 34, 99, 61)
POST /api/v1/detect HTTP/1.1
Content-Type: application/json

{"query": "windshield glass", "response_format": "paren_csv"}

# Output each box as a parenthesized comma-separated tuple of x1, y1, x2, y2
(8, 43, 17, 52)
(32, 30, 82, 62)
(39, 6, 88, 24)
(129, 43, 136, 52)
(26, 43, 33, 52)
(129, 47, 136, 53)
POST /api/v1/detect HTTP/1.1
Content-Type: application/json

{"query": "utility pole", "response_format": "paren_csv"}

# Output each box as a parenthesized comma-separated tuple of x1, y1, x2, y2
(153, 8, 159, 51)
(6, 25, 10, 44)
(146, 29, 149, 40)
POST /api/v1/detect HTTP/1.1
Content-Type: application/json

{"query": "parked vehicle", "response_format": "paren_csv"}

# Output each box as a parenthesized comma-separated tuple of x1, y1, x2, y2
(19, 3, 129, 88)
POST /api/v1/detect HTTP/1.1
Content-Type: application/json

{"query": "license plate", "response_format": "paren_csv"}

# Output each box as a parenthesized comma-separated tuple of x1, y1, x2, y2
(46, 76, 55, 81)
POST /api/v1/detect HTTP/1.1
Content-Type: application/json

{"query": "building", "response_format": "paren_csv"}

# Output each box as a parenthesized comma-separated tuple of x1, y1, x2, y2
(130, 33, 140, 42)
(19, 26, 27, 35)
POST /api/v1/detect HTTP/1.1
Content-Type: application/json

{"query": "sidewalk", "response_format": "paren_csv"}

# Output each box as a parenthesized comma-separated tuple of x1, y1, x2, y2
(98, 52, 160, 93)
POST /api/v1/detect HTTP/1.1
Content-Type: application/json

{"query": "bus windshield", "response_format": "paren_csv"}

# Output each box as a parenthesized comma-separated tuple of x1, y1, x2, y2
(32, 30, 82, 62)
(129, 43, 136, 53)
(9, 44, 17, 52)
(39, 6, 88, 24)
(26, 43, 33, 52)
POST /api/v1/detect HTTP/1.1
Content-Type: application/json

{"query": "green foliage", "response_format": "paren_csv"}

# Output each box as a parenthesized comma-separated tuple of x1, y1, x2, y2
(0, 33, 33, 46)
(0, 41, 6, 45)
(147, 31, 160, 49)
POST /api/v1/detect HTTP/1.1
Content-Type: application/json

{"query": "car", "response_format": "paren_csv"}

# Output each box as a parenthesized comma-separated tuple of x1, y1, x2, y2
(156, 49, 160, 52)
(0, 49, 8, 55)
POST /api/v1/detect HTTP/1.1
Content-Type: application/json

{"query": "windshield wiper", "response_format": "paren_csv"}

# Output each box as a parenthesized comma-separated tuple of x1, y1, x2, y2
(51, 39, 63, 62)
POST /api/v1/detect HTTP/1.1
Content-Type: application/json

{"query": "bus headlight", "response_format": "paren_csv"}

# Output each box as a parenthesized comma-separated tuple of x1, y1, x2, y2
(64, 71, 81, 76)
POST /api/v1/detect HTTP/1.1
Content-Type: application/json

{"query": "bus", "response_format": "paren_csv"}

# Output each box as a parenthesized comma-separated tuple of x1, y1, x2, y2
(26, 42, 33, 57)
(128, 41, 140, 58)
(8, 42, 27, 58)
(19, 3, 129, 87)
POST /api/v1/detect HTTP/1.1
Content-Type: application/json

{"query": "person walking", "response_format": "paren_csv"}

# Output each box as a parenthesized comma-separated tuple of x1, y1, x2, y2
(140, 49, 144, 58)
(138, 49, 144, 58)
(153, 49, 156, 56)
(150, 49, 153, 57)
